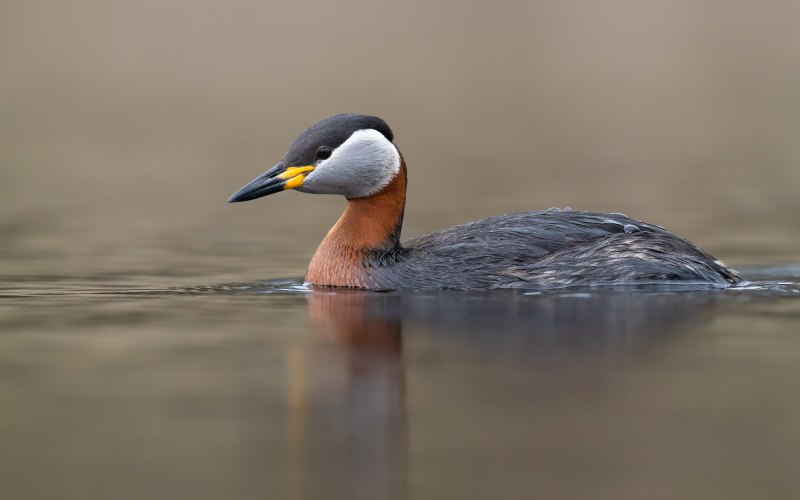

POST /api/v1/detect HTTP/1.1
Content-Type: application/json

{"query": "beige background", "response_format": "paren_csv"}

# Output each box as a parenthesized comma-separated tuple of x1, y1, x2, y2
(2, 0, 799, 284)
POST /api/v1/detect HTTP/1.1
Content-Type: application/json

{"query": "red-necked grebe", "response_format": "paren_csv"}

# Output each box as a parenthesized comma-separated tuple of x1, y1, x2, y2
(228, 114, 741, 290)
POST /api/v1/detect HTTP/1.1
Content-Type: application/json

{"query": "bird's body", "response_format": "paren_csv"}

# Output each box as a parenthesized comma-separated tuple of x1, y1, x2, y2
(320, 210, 740, 290)
(229, 114, 741, 290)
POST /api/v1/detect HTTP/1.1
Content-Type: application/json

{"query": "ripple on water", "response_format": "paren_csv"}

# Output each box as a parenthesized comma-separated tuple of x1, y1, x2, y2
(0, 266, 799, 300)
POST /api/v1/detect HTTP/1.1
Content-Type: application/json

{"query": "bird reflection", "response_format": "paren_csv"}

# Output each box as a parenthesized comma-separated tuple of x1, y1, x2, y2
(288, 286, 721, 500)
(287, 290, 406, 500)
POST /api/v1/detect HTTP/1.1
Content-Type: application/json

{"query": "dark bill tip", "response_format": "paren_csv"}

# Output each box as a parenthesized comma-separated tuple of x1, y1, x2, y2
(227, 161, 286, 203)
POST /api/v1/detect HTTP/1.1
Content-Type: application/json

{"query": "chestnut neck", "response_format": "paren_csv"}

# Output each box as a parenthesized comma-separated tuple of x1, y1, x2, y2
(305, 155, 407, 287)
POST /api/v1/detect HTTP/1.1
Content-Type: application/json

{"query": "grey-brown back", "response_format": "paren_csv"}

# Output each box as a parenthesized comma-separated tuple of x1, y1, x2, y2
(356, 210, 741, 290)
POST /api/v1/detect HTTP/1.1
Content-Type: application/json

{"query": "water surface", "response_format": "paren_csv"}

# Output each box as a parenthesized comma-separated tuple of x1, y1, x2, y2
(2, 265, 800, 500)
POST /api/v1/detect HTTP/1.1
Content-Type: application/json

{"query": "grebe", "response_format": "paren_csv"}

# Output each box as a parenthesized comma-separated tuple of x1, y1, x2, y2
(228, 114, 741, 290)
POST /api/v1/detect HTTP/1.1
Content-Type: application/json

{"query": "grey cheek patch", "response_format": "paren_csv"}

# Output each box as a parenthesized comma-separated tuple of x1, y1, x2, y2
(301, 129, 400, 198)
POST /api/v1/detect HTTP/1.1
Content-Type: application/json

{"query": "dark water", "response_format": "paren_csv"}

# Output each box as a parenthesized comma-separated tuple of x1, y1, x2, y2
(4, 0, 800, 498)
(2, 267, 800, 500)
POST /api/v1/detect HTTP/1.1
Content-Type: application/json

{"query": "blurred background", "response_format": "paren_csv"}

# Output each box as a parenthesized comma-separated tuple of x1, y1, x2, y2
(2, 0, 799, 285)
(2, 1, 800, 499)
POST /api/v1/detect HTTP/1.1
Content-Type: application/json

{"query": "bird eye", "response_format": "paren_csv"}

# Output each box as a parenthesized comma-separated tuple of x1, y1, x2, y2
(315, 146, 332, 160)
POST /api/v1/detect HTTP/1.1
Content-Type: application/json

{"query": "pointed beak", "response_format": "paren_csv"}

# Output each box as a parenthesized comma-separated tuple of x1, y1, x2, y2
(227, 161, 315, 203)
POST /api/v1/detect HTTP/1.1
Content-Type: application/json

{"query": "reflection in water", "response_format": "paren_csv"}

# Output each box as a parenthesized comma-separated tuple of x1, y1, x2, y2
(299, 287, 721, 499)
(290, 291, 406, 500)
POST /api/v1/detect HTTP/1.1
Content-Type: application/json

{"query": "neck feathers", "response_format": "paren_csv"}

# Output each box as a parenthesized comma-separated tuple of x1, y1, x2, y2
(305, 156, 407, 287)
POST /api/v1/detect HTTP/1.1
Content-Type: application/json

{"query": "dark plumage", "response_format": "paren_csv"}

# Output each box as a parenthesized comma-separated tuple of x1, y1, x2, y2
(284, 114, 393, 169)
(356, 209, 741, 290)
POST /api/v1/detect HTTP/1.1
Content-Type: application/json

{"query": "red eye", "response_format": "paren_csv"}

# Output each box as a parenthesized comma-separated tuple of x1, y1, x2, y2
(315, 146, 332, 160)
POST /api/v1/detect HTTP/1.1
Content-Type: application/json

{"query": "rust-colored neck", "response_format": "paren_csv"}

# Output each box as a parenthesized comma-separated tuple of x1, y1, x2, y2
(305, 156, 407, 287)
